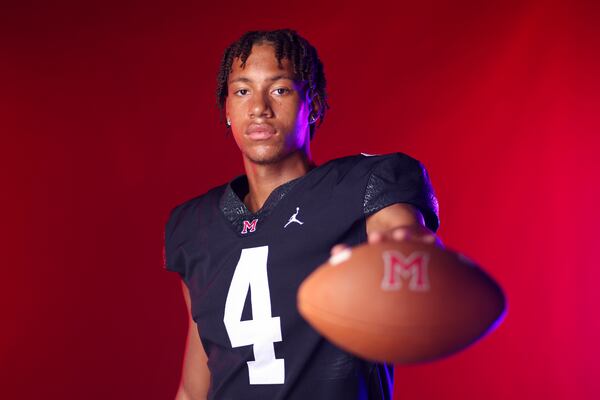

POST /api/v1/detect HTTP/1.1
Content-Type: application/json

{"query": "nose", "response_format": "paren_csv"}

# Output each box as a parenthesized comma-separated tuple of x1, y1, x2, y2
(249, 92, 273, 119)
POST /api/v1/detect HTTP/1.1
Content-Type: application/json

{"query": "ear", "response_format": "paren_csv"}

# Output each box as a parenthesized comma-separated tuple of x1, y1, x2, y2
(308, 92, 322, 124)
(224, 101, 231, 126)
(310, 96, 322, 124)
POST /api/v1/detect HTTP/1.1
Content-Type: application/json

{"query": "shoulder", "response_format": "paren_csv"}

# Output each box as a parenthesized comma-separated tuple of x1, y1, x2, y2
(163, 183, 229, 275)
(165, 183, 228, 234)
(325, 151, 423, 167)
(321, 152, 439, 232)
(320, 152, 426, 178)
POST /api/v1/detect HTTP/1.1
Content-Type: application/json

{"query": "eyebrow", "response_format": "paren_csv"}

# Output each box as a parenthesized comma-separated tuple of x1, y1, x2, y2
(229, 75, 297, 84)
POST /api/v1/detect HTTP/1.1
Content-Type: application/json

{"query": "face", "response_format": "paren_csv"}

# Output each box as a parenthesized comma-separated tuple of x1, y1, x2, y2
(226, 43, 312, 165)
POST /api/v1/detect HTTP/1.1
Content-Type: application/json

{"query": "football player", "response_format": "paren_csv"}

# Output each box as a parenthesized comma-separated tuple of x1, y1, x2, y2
(164, 29, 440, 400)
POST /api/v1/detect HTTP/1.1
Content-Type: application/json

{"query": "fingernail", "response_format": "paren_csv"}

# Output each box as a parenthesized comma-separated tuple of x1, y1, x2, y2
(329, 248, 352, 266)
(393, 230, 407, 240)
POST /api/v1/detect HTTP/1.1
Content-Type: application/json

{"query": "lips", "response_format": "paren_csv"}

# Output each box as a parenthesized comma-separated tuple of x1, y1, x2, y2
(246, 124, 276, 140)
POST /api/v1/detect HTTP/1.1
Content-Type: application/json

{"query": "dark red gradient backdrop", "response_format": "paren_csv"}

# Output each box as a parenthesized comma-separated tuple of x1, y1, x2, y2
(2, 1, 599, 399)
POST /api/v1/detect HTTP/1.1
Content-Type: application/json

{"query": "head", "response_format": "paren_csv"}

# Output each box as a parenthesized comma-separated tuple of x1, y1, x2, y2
(216, 29, 328, 165)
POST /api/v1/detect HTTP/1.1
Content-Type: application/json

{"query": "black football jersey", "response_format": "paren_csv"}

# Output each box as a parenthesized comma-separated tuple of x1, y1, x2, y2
(164, 153, 439, 400)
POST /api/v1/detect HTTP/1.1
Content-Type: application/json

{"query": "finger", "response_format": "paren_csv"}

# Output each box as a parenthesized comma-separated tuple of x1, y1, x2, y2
(331, 243, 349, 255)
(368, 231, 383, 243)
(423, 234, 436, 244)
(392, 228, 409, 241)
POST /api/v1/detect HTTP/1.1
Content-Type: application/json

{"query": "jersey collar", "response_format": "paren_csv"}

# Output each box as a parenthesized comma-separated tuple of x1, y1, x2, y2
(219, 174, 303, 236)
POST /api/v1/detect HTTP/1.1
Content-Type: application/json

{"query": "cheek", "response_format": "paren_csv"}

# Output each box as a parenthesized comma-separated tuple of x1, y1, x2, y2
(225, 96, 246, 121)
(298, 101, 310, 122)
(225, 97, 234, 120)
(278, 96, 308, 125)
(293, 101, 310, 131)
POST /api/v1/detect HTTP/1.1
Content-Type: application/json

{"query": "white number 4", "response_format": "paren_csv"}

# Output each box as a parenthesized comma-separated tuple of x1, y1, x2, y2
(224, 246, 285, 385)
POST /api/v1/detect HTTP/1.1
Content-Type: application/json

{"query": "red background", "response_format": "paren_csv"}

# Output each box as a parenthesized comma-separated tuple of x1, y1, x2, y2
(2, 1, 599, 399)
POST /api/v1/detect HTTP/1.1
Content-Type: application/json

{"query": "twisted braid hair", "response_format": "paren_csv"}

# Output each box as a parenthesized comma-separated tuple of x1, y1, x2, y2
(216, 29, 329, 139)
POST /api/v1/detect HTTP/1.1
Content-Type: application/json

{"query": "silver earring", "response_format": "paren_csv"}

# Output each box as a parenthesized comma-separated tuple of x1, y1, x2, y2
(226, 119, 231, 127)
(309, 115, 317, 124)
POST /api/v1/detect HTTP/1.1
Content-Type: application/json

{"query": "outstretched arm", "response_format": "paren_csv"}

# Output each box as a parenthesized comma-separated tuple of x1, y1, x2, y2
(331, 203, 441, 256)
(366, 203, 442, 246)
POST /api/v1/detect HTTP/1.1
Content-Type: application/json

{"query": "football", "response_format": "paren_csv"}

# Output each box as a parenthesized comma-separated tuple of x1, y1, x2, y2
(297, 241, 506, 364)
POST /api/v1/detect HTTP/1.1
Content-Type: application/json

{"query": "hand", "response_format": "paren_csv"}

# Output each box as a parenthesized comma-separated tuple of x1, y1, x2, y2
(368, 225, 438, 245)
(330, 243, 351, 256)
(330, 225, 441, 257)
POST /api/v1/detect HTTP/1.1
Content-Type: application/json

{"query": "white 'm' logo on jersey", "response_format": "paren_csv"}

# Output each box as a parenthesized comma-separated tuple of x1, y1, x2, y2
(284, 207, 304, 228)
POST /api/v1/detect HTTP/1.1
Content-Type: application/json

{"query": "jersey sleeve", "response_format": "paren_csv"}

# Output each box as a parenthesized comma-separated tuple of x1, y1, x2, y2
(363, 153, 440, 232)
(163, 204, 188, 282)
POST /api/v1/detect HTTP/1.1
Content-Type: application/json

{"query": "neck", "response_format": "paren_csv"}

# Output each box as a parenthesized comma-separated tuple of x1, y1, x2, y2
(243, 150, 314, 213)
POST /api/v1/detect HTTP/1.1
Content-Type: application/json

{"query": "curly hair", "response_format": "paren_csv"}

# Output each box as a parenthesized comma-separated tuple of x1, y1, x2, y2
(216, 29, 329, 139)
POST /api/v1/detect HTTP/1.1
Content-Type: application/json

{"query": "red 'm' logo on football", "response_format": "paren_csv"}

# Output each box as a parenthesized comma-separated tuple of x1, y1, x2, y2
(381, 250, 430, 291)
(241, 219, 258, 234)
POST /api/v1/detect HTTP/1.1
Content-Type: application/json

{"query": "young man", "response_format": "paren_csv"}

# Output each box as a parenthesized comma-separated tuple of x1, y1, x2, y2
(164, 29, 440, 400)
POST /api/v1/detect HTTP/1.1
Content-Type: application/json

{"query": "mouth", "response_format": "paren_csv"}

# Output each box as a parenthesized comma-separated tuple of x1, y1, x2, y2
(246, 124, 276, 140)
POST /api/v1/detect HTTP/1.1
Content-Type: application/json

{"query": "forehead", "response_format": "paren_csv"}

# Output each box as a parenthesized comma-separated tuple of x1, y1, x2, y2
(228, 43, 295, 81)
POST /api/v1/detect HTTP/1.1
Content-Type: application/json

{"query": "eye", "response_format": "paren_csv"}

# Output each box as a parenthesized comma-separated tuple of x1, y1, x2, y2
(272, 88, 291, 96)
(234, 88, 249, 96)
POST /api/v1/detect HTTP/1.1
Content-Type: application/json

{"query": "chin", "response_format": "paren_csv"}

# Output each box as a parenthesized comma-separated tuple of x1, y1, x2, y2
(244, 146, 291, 165)
(246, 153, 285, 165)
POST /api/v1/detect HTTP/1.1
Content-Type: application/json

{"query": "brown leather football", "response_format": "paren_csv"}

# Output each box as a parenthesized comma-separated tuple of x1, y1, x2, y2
(297, 241, 506, 364)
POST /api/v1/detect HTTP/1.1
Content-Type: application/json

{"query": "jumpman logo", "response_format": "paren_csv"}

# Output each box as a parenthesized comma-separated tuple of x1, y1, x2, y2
(284, 207, 304, 228)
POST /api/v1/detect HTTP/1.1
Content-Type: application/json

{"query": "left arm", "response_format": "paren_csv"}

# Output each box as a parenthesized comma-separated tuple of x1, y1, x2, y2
(366, 203, 441, 246)
(367, 203, 434, 243)
(331, 203, 442, 256)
